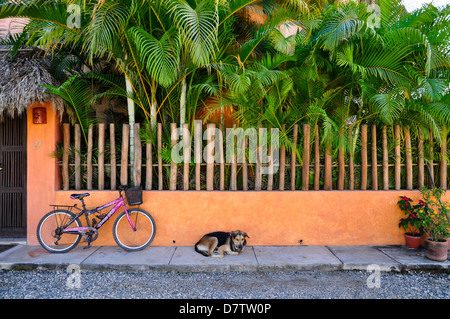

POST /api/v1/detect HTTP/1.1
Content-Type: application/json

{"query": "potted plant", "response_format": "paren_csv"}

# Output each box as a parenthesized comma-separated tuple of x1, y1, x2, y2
(397, 196, 425, 248)
(416, 187, 450, 261)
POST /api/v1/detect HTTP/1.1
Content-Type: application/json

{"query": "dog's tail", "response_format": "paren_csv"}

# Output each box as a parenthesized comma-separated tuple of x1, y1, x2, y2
(194, 241, 210, 257)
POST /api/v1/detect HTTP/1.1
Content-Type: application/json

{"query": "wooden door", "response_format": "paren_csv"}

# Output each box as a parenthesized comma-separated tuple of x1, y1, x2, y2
(0, 115, 27, 237)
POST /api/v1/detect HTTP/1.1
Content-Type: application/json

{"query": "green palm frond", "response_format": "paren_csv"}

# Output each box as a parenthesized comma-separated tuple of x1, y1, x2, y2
(351, 38, 412, 87)
(378, 0, 407, 29)
(41, 75, 96, 144)
(316, 2, 366, 52)
(84, 0, 132, 62)
(268, 28, 297, 56)
(128, 26, 180, 88)
(425, 98, 450, 127)
(397, 102, 441, 144)
(0, 0, 84, 51)
(370, 90, 405, 125)
(335, 43, 366, 76)
(223, 70, 252, 95)
(0, 0, 74, 28)
(167, 0, 218, 66)
(238, 23, 273, 64)
(419, 78, 449, 102)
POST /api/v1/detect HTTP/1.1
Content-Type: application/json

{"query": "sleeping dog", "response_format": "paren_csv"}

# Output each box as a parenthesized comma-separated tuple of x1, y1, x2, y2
(194, 230, 249, 258)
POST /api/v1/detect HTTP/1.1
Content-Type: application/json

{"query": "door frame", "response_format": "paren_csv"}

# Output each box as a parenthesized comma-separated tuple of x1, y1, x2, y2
(0, 114, 27, 238)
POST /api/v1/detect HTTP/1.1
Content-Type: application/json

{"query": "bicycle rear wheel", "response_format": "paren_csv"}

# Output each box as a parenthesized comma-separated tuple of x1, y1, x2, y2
(36, 210, 82, 253)
(112, 209, 156, 251)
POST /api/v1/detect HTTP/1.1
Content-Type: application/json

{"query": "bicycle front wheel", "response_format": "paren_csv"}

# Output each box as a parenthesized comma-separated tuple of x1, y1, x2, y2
(112, 209, 156, 251)
(36, 210, 82, 253)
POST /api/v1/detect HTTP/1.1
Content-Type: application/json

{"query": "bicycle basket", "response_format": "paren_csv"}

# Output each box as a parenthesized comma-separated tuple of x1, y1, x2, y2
(125, 186, 143, 206)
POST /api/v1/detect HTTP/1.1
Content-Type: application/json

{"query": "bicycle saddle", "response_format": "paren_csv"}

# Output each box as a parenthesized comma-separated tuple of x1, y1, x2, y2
(70, 193, 90, 200)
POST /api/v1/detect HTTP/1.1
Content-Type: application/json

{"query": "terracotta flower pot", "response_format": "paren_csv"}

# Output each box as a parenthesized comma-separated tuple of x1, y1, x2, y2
(424, 238, 448, 262)
(404, 234, 421, 248)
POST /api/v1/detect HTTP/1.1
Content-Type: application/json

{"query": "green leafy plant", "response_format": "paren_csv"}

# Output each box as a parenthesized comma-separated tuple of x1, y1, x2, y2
(417, 187, 450, 242)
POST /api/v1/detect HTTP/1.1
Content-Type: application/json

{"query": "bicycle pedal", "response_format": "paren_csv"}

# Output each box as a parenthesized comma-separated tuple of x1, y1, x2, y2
(83, 245, 92, 249)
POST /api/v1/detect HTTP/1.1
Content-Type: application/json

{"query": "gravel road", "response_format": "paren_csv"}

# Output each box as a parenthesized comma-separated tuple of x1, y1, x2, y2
(0, 269, 449, 299)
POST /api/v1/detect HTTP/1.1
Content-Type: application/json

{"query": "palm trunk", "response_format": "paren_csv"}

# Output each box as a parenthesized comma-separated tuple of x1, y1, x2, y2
(151, 90, 157, 129)
(151, 80, 158, 129)
(125, 76, 135, 183)
(179, 76, 187, 130)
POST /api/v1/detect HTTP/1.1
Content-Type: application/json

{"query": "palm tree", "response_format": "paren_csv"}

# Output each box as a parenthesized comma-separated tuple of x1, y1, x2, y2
(216, 0, 450, 186)
(287, 0, 450, 149)
(2, 0, 449, 147)
(0, 0, 136, 163)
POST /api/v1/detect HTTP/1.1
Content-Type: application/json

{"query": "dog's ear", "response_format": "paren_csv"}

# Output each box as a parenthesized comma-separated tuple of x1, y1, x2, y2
(231, 230, 249, 238)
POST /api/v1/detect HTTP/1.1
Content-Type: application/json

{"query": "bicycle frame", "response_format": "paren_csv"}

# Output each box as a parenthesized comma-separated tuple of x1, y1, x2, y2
(62, 196, 135, 235)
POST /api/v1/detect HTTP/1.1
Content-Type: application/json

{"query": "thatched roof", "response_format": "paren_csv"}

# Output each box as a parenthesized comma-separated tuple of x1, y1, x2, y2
(0, 48, 64, 119)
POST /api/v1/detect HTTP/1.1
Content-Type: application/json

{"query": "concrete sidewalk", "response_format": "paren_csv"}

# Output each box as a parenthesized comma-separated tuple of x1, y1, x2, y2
(0, 244, 449, 273)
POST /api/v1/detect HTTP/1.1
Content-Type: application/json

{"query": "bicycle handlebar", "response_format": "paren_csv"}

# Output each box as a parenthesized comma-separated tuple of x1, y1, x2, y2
(117, 185, 128, 198)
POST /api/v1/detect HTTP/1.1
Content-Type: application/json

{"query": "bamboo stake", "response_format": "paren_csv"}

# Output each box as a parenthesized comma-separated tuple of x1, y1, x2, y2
(440, 126, 447, 189)
(279, 125, 286, 191)
(371, 125, 377, 190)
(349, 152, 354, 190)
(110, 124, 116, 190)
(206, 123, 215, 190)
(243, 136, 248, 191)
(120, 124, 129, 187)
(87, 124, 93, 190)
(291, 124, 298, 190)
(255, 126, 262, 191)
(157, 123, 163, 190)
(62, 123, 70, 190)
(230, 124, 237, 191)
(404, 126, 412, 190)
(349, 126, 354, 190)
(302, 124, 310, 190)
(418, 130, 424, 189)
(145, 137, 152, 190)
(169, 123, 178, 190)
(429, 129, 434, 186)
(195, 122, 202, 190)
(314, 126, 320, 190)
(382, 126, 388, 190)
(219, 124, 225, 190)
(360, 124, 367, 190)
(324, 143, 332, 190)
(394, 125, 401, 190)
(338, 147, 345, 190)
(133, 123, 141, 187)
(183, 123, 190, 190)
(74, 124, 81, 190)
(98, 123, 105, 190)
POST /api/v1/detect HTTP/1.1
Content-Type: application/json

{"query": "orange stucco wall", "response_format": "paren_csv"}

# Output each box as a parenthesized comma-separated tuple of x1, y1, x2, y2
(26, 102, 61, 244)
(25, 102, 445, 247)
(27, 187, 431, 247)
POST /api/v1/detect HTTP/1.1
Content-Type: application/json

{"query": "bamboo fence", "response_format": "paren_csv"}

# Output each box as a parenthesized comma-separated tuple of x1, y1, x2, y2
(60, 123, 448, 191)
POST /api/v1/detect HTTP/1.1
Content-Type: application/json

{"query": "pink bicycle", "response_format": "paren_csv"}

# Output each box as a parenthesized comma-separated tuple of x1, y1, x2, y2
(36, 185, 156, 253)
